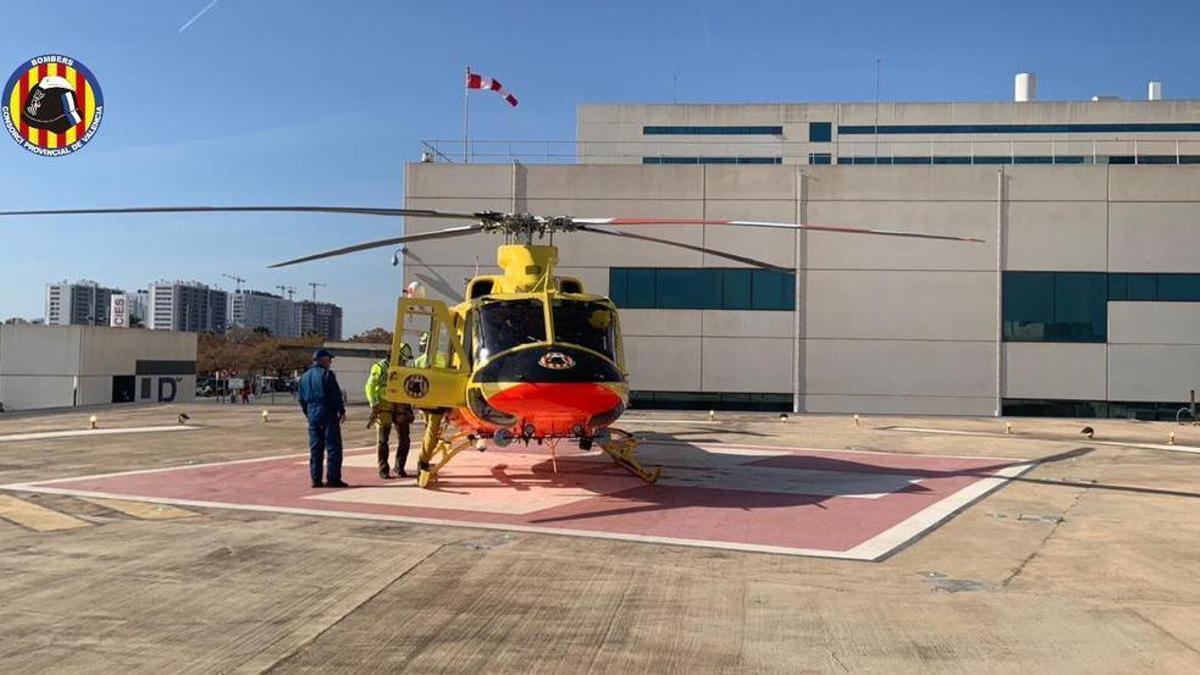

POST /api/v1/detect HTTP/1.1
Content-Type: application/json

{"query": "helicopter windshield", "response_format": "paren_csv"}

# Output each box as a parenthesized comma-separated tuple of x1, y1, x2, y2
(477, 299, 547, 359)
(551, 299, 617, 359)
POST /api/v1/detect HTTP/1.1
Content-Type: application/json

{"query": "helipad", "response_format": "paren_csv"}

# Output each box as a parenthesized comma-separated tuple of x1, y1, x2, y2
(4, 440, 1031, 561)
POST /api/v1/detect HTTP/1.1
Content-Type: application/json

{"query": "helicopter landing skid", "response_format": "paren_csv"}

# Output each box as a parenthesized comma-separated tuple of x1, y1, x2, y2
(598, 428, 662, 485)
(415, 415, 661, 488)
(415, 411, 474, 488)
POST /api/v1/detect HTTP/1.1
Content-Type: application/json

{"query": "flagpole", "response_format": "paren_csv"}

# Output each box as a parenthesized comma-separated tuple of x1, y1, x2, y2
(463, 66, 471, 164)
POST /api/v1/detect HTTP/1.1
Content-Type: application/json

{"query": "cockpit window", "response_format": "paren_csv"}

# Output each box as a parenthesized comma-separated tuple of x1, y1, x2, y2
(477, 299, 547, 360)
(552, 300, 617, 359)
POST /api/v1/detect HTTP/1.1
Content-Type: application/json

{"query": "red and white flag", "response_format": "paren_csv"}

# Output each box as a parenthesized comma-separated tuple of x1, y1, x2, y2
(466, 70, 519, 107)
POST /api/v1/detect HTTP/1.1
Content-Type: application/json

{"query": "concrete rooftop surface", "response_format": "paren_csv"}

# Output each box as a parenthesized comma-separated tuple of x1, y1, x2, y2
(1, 402, 1199, 673)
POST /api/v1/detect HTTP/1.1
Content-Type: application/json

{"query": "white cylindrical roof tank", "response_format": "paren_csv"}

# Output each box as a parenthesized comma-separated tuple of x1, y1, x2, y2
(1148, 81, 1163, 101)
(1015, 73, 1037, 102)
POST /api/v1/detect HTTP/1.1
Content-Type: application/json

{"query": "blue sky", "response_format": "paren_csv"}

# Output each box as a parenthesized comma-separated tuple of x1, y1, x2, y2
(2, 0, 1198, 333)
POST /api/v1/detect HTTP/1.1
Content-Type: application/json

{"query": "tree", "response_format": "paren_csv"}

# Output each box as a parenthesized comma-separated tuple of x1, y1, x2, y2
(349, 327, 392, 344)
(199, 330, 323, 378)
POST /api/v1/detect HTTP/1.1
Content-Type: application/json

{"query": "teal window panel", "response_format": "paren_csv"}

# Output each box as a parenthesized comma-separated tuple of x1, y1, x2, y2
(1126, 274, 1157, 301)
(608, 268, 628, 306)
(752, 270, 786, 310)
(656, 269, 710, 309)
(1003, 272, 1055, 341)
(723, 269, 752, 310)
(624, 269, 656, 308)
(1052, 273, 1107, 342)
(1157, 274, 1200, 301)
(808, 122, 832, 142)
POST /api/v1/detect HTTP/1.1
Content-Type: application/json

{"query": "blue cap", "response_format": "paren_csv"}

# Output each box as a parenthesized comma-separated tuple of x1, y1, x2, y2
(313, 348, 334, 361)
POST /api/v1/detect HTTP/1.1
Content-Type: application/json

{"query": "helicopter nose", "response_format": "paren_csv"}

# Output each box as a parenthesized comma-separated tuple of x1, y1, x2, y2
(472, 346, 626, 436)
(474, 345, 623, 386)
(487, 382, 623, 418)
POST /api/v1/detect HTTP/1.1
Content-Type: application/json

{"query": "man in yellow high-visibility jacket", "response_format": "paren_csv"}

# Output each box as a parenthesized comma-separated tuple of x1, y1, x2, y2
(413, 332, 449, 369)
(365, 348, 415, 479)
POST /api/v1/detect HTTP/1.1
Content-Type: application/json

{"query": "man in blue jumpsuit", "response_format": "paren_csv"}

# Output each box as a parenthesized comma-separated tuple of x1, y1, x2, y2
(298, 348, 348, 488)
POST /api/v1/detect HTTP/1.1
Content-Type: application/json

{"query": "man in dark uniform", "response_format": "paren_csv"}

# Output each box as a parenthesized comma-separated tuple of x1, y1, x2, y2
(298, 348, 348, 488)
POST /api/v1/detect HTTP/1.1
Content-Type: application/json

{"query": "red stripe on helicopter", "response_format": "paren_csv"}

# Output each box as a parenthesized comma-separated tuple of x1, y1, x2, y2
(605, 218, 733, 225)
(488, 382, 621, 419)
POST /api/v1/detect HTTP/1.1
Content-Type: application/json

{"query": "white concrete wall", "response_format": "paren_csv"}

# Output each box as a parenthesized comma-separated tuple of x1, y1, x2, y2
(0, 324, 82, 376)
(1003, 343, 1107, 400)
(0, 376, 77, 410)
(0, 325, 81, 410)
(1109, 302, 1200, 345)
(80, 326, 196, 375)
(1108, 346, 1200, 402)
(803, 340, 997, 415)
(336, 358, 376, 405)
(577, 102, 1200, 165)
(78, 375, 115, 407)
(1107, 303, 1200, 402)
(321, 342, 391, 405)
(0, 325, 197, 410)
(406, 161, 1200, 415)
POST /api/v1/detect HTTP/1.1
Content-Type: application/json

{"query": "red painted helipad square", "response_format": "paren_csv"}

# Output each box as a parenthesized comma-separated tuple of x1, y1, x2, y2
(5, 442, 1031, 560)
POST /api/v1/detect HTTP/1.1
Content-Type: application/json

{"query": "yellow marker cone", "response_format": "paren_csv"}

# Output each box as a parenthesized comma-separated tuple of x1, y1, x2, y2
(89, 415, 98, 430)
(1006, 422, 1013, 434)
(1169, 432, 1175, 445)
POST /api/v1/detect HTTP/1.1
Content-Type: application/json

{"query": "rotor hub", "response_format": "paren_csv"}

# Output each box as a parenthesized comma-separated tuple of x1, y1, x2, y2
(479, 213, 580, 241)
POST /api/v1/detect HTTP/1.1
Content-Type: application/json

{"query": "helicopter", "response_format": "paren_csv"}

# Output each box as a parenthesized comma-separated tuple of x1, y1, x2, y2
(0, 205, 983, 487)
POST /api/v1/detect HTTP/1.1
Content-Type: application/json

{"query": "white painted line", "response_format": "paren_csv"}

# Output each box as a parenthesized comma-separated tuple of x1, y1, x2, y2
(0, 483, 878, 560)
(1090, 440, 1200, 455)
(889, 426, 999, 437)
(619, 419, 724, 425)
(888, 426, 1200, 455)
(8, 446, 376, 486)
(844, 461, 1036, 561)
(0, 442, 1034, 561)
(0, 425, 201, 443)
(648, 438, 1020, 462)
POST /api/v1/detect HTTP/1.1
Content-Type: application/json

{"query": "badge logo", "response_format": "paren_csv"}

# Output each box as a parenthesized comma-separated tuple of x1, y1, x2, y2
(3, 55, 103, 156)
(404, 374, 430, 399)
(538, 351, 576, 370)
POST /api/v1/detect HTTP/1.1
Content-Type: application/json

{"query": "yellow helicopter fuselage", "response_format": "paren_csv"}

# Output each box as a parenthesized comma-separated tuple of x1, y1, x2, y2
(385, 244, 629, 445)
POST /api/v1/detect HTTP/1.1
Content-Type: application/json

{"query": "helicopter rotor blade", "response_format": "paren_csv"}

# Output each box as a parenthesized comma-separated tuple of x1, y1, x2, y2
(576, 224, 790, 271)
(0, 205, 489, 220)
(572, 217, 985, 243)
(269, 224, 485, 268)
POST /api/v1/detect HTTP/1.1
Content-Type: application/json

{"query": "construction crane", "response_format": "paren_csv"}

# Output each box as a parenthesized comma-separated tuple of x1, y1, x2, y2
(275, 285, 296, 301)
(221, 273, 246, 291)
(307, 282, 326, 301)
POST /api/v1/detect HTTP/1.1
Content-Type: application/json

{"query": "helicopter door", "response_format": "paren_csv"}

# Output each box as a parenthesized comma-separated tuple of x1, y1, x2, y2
(386, 298, 468, 409)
